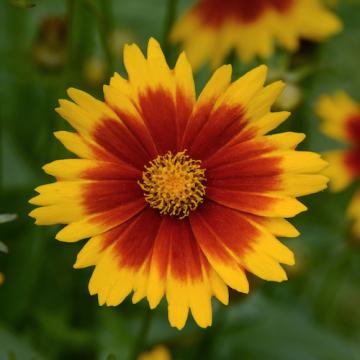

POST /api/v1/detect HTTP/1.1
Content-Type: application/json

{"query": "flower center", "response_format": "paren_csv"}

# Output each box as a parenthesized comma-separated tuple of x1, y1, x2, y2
(139, 151, 206, 219)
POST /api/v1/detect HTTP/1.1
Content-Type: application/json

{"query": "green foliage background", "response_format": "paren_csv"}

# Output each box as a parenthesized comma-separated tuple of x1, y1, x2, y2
(0, 0, 360, 359)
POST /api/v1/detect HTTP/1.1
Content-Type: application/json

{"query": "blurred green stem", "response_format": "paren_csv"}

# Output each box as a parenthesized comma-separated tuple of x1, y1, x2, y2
(163, 0, 178, 58)
(82, 0, 114, 73)
(65, 0, 78, 83)
(129, 308, 152, 360)
(193, 305, 227, 360)
(0, 109, 3, 190)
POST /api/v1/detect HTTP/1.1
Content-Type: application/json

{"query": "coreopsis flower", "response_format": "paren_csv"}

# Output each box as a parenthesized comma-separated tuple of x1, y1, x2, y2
(138, 346, 171, 360)
(316, 92, 360, 236)
(29, 38, 327, 329)
(171, 0, 342, 70)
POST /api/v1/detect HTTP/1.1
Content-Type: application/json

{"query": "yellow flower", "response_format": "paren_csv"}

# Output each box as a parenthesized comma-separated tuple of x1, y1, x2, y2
(83, 56, 107, 88)
(0, 272, 4, 286)
(138, 346, 171, 360)
(29, 38, 327, 329)
(171, 0, 342, 70)
(316, 92, 360, 235)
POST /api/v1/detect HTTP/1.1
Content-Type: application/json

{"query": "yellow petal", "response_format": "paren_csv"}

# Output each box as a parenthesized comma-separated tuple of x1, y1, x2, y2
(217, 65, 268, 109)
(279, 174, 329, 196)
(174, 52, 196, 104)
(260, 218, 300, 238)
(54, 131, 95, 159)
(197, 64, 232, 106)
(88, 247, 121, 305)
(146, 38, 174, 93)
(246, 81, 286, 121)
(265, 132, 305, 150)
(43, 159, 108, 179)
(253, 111, 291, 136)
(189, 280, 212, 328)
(242, 251, 288, 282)
(106, 269, 135, 306)
(123, 42, 149, 89)
(278, 151, 328, 174)
(29, 203, 84, 225)
(29, 181, 83, 205)
(74, 235, 104, 268)
(209, 269, 229, 305)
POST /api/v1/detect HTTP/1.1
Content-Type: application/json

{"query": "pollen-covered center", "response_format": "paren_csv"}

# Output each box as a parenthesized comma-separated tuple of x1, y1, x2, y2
(139, 151, 206, 219)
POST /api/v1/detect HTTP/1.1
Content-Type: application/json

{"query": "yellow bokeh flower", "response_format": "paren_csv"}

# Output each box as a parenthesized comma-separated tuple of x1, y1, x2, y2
(138, 346, 171, 360)
(316, 91, 360, 235)
(171, 0, 342, 70)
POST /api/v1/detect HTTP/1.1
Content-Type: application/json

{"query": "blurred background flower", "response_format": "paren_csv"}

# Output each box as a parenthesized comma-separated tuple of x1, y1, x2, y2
(138, 345, 171, 360)
(316, 91, 360, 237)
(170, 0, 342, 70)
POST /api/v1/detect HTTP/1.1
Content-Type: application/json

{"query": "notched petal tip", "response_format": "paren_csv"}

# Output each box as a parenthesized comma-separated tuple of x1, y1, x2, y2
(254, 64, 268, 76)
(88, 283, 97, 296)
(147, 37, 161, 50)
(27, 209, 45, 226)
(283, 252, 295, 267)
(41, 162, 54, 175)
(55, 228, 73, 242)
(288, 226, 300, 238)
(293, 202, 308, 216)
(220, 294, 230, 305)
(56, 98, 68, 109)
(53, 130, 64, 139)
(219, 63, 232, 75)
(297, 132, 306, 142)
(66, 87, 82, 100)
(319, 158, 330, 173)
(28, 209, 37, 219)
(147, 295, 163, 310)
(279, 111, 291, 120)
(28, 195, 42, 205)
(124, 42, 142, 55)
(73, 257, 88, 269)
(240, 281, 250, 294)
(278, 273, 288, 282)
(196, 319, 212, 329)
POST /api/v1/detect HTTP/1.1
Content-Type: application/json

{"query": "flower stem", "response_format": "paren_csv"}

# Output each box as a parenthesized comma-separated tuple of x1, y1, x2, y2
(129, 307, 153, 360)
(82, 0, 114, 74)
(163, 0, 179, 59)
(193, 306, 227, 360)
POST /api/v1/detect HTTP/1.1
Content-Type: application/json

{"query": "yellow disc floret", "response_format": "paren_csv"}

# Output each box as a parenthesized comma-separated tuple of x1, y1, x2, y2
(139, 151, 206, 219)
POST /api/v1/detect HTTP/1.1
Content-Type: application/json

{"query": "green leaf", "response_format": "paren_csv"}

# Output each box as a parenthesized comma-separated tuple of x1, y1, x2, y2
(8, 0, 36, 9)
(215, 294, 360, 360)
(0, 241, 8, 253)
(0, 213, 17, 224)
(0, 327, 44, 360)
(106, 355, 117, 360)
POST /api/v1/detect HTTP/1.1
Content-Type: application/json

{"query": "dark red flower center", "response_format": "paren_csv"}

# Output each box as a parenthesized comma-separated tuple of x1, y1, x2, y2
(195, 0, 295, 26)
